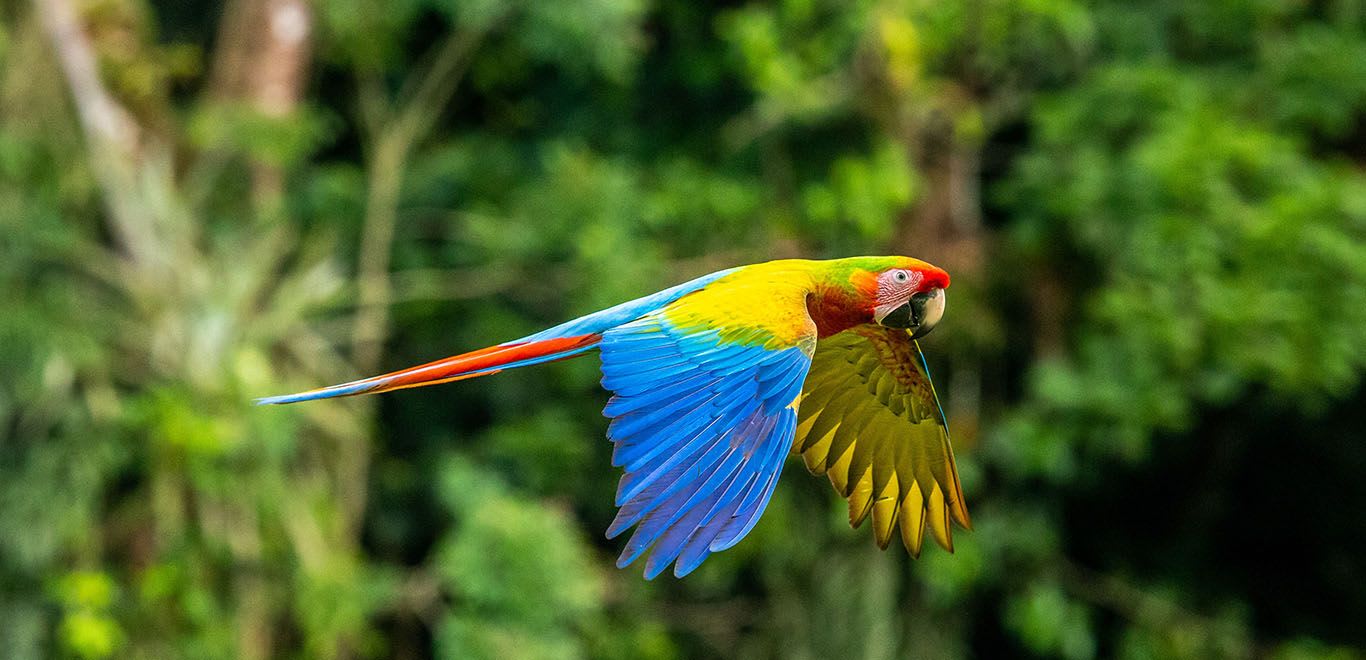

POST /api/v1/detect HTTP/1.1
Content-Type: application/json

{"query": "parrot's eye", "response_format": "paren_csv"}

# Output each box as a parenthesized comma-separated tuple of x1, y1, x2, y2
(892, 270, 909, 283)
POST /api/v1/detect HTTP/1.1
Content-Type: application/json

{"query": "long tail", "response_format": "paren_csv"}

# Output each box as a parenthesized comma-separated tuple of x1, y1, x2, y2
(256, 333, 601, 405)
(256, 265, 742, 406)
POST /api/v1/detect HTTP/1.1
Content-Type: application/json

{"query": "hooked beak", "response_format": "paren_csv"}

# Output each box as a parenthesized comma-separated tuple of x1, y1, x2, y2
(876, 288, 945, 338)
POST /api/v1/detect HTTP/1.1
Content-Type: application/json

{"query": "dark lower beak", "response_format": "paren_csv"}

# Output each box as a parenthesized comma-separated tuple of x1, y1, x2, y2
(880, 301, 913, 329)
(909, 317, 934, 339)
(876, 288, 946, 336)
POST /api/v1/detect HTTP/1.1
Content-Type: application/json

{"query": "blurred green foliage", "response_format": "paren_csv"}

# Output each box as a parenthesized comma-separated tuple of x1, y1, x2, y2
(1, 0, 1363, 658)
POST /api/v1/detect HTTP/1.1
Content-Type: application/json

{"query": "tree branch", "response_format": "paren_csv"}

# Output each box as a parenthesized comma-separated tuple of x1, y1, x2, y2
(34, 0, 154, 266)
(349, 25, 490, 372)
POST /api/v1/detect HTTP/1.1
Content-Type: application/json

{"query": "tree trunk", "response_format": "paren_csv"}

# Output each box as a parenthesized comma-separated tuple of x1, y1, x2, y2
(209, 0, 313, 207)
(206, 2, 315, 656)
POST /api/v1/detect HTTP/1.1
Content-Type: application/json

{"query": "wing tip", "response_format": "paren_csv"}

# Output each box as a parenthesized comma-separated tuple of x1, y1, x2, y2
(955, 507, 974, 532)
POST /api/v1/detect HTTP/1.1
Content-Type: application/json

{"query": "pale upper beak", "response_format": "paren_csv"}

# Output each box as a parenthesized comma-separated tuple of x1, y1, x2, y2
(909, 287, 945, 338)
(876, 287, 945, 338)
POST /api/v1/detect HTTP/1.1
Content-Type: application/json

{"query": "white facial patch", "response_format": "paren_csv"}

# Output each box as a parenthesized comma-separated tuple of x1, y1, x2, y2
(874, 269, 922, 322)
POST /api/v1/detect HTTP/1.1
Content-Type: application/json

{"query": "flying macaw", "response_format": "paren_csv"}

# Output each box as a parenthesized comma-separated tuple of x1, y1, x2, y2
(259, 256, 970, 578)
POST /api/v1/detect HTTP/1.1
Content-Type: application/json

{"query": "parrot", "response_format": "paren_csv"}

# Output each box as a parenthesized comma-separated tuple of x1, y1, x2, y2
(259, 256, 970, 578)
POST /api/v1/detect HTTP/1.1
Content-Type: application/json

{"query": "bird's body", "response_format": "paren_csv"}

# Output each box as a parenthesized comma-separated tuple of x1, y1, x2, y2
(261, 256, 969, 577)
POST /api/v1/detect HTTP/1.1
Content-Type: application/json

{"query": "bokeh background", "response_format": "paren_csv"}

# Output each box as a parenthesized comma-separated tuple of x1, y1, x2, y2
(2, 0, 1364, 658)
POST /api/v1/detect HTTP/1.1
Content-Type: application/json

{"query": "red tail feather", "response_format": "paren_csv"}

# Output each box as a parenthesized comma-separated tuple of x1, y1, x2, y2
(257, 333, 601, 405)
(373, 334, 601, 393)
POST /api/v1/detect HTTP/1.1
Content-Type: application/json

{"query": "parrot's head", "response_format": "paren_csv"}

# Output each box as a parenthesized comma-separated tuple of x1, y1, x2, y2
(866, 259, 949, 339)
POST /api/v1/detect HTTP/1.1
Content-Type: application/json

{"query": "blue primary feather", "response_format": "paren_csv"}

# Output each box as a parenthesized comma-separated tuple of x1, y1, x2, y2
(613, 394, 748, 492)
(608, 428, 734, 543)
(759, 360, 808, 409)
(608, 415, 734, 522)
(599, 355, 694, 385)
(610, 394, 731, 471)
(641, 447, 749, 578)
(673, 412, 793, 576)
(613, 393, 760, 508)
(598, 312, 811, 578)
(608, 375, 754, 440)
(601, 371, 714, 417)
(709, 412, 797, 553)
(615, 393, 751, 478)
(611, 390, 737, 466)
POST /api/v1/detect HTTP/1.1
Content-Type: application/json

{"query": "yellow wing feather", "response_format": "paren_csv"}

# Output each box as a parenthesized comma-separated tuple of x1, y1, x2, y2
(794, 325, 970, 556)
(662, 260, 818, 350)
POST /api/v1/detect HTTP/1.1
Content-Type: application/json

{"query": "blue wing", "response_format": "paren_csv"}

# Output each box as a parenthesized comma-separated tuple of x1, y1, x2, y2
(598, 313, 813, 578)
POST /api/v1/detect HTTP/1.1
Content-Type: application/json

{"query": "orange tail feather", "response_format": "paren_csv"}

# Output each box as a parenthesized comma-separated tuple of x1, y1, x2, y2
(257, 333, 601, 405)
